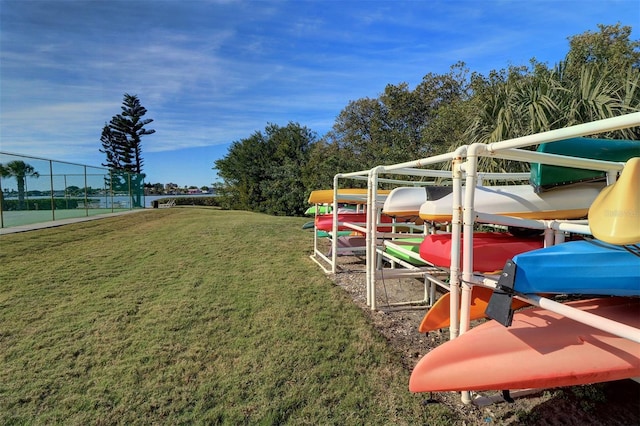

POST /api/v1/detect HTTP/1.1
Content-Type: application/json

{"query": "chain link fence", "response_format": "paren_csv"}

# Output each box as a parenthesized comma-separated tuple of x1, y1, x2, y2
(0, 152, 144, 228)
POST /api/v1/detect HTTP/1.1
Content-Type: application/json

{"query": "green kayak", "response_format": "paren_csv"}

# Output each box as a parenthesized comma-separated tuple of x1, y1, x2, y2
(530, 137, 639, 192)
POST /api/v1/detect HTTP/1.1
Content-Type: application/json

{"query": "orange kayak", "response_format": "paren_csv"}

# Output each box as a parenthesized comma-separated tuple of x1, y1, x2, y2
(410, 297, 640, 392)
(418, 286, 528, 333)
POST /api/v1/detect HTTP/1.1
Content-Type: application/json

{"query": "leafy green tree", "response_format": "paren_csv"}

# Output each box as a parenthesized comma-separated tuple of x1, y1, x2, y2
(324, 97, 385, 168)
(0, 160, 40, 210)
(417, 63, 474, 157)
(144, 182, 165, 195)
(302, 140, 365, 192)
(559, 24, 640, 140)
(214, 130, 269, 211)
(465, 63, 557, 144)
(563, 23, 640, 80)
(261, 123, 316, 215)
(324, 63, 471, 173)
(65, 185, 82, 196)
(214, 122, 316, 215)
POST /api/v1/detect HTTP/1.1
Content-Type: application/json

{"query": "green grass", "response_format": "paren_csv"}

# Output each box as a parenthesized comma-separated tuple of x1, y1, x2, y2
(0, 208, 454, 425)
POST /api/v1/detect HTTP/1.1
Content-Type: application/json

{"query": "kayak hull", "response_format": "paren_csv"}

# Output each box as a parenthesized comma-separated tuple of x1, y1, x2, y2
(307, 188, 390, 205)
(419, 183, 605, 222)
(314, 212, 393, 232)
(410, 297, 640, 392)
(418, 286, 529, 333)
(509, 239, 640, 297)
(383, 186, 453, 217)
(531, 137, 640, 192)
(587, 157, 640, 246)
(419, 232, 544, 273)
(385, 237, 427, 266)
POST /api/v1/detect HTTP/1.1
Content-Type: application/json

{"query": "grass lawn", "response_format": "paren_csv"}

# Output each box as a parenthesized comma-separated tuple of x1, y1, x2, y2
(0, 208, 454, 425)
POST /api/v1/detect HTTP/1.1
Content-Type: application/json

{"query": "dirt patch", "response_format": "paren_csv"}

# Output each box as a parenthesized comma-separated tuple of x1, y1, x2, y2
(327, 253, 640, 426)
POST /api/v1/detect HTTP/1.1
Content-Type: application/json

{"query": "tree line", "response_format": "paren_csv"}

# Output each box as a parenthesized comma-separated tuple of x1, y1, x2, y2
(212, 24, 640, 216)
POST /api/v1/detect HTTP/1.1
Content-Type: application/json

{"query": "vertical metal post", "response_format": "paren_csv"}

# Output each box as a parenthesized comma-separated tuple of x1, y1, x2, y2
(109, 171, 114, 210)
(63, 175, 68, 209)
(49, 160, 55, 221)
(128, 173, 133, 210)
(369, 170, 378, 311)
(142, 174, 146, 209)
(84, 166, 89, 216)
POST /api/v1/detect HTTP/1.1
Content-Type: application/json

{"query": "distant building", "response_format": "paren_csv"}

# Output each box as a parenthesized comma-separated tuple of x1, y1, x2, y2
(165, 183, 179, 193)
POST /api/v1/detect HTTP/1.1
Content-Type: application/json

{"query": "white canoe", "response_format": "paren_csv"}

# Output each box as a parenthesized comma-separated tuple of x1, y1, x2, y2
(382, 186, 453, 217)
(419, 182, 606, 222)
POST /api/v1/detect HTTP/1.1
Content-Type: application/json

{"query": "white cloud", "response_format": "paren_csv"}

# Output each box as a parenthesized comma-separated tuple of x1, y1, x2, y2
(1, 0, 638, 176)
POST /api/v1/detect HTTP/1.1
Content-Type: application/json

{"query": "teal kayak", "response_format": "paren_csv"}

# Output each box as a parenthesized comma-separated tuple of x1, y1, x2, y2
(530, 137, 640, 192)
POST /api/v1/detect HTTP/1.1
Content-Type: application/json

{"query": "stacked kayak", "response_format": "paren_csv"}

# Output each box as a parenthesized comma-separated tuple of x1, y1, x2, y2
(410, 297, 640, 392)
(419, 183, 605, 222)
(419, 232, 544, 273)
(305, 205, 356, 216)
(305, 205, 332, 215)
(418, 286, 529, 333)
(384, 237, 427, 266)
(314, 212, 394, 232)
(588, 157, 640, 246)
(487, 157, 640, 325)
(383, 186, 452, 218)
(308, 188, 390, 204)
(530, 137, 640, 192)
(495, 239, 640, 297)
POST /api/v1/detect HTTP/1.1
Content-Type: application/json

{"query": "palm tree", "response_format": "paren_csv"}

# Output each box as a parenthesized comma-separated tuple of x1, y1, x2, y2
(463, 62, 639, 174)
(557, 63, 640, 140)
(0, 160, 40, 210)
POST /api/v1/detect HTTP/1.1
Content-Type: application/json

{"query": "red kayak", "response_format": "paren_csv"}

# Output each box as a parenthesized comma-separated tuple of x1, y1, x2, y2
(419, 232, 544, 273)
(315, 212, 394, 232)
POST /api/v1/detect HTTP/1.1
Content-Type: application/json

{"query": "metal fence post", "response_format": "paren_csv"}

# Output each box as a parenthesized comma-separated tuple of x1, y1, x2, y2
(49, 160, 55, 221)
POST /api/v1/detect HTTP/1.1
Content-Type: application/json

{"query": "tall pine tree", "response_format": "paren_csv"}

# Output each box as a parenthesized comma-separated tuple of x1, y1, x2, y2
(100, 94, 155, 207)
(100, 93, 155, 173)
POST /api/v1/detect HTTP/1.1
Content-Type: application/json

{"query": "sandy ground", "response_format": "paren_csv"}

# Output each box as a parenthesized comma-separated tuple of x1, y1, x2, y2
(322, 250, 640, 426)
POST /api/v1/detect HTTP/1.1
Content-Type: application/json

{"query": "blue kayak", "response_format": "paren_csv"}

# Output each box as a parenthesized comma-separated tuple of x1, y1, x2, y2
(509, 239, 640, 296)
(486, 239, 640, 326)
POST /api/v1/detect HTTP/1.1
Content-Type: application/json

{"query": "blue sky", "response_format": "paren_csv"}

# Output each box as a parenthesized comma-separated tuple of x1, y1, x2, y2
(1, 0, 638, 188)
